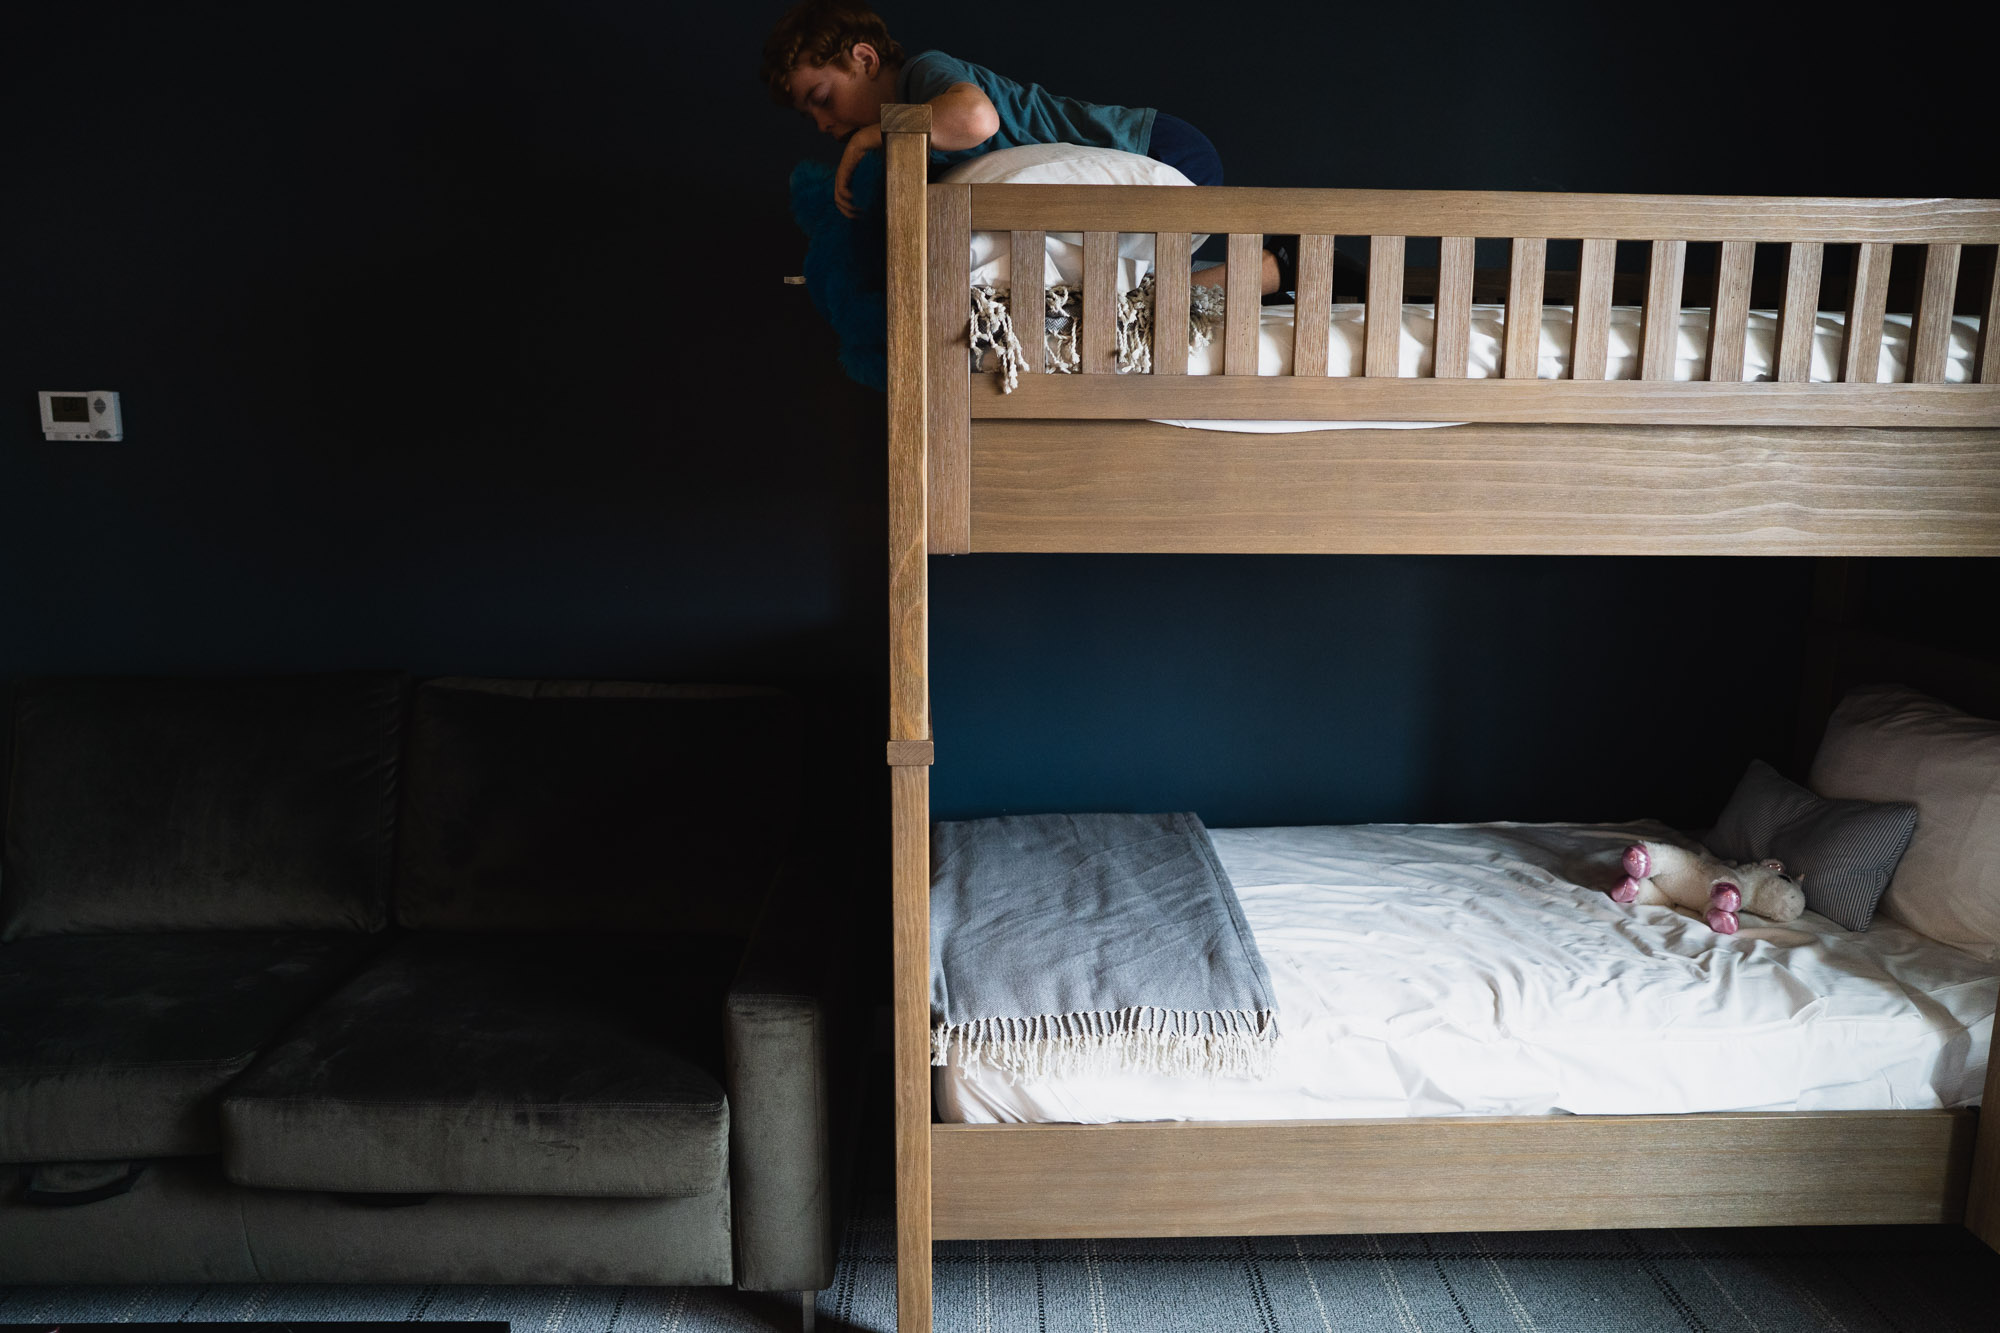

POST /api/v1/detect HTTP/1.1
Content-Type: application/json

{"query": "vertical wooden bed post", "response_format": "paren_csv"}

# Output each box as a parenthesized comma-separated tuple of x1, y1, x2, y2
(1967, 992, 2000, 1250)
(881, 103, 935, 1333)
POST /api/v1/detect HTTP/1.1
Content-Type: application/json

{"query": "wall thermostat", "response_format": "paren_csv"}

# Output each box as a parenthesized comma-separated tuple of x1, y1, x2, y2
(39, 390, 122, 441)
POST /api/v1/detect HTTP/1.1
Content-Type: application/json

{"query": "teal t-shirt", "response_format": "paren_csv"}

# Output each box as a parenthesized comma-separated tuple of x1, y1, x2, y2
(895, 50, 1156, 170)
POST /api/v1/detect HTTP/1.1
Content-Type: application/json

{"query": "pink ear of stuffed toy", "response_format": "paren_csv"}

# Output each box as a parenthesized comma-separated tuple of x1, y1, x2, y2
(1608, 840, 1805, 933)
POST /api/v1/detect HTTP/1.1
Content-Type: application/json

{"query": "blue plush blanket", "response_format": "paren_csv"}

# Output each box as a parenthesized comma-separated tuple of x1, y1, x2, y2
(788, 153, 887, 390)
(929, 811, 1278, 1079)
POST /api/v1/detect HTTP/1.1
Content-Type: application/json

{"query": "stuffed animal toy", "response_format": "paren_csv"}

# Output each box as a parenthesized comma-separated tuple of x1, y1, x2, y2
(1609, 840, 1807, 934)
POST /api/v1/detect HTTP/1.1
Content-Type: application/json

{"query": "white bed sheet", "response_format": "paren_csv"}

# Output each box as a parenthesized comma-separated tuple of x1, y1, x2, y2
(1148, 304, 1983, 434)
(935, 822, 1999, 1124)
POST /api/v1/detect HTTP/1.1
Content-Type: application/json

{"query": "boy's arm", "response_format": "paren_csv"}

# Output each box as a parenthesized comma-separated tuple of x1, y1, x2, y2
(926, 82, 1000, 151)
(835, 83, 999, 218)
(834, 127, 885, 218)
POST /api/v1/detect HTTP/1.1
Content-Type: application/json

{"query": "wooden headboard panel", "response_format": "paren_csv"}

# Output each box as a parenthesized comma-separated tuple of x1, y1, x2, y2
(1793, 560, 2000, 771)
(1823, 631, 2000, 719)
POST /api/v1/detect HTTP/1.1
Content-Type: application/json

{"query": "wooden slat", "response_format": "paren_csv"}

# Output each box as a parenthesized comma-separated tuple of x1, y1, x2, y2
(1775, 241, 1825, 383)
(966, 188, 2000, 245)
(1981, 250, 2000, 384)
(886, 739, 935, 765)
(1503, 237, 1547, 380)
(1434, 236, 1475, 379)
(1640, 240, 1687, 380)
(890, 765, 932, 1333)
(1704, 239, 1752, 382)
(932, 1111, 1974, 1239)
(967, 373, 2000, 426)
(1912, 242, 1963, 383)
(1707, 240, 1756, 384)
(1365, 235, 1406, 377)
(884, 130, 928, 743)
(1080, 231, 1117, 375)
(1841, 242, 1893, 385)
(926, 186, 971, 554)
(1009, 230, 1047, 374)
(1291, 234, 1334, 377)
(1151, 229, 1190, 375)
(965, 419, 2000, 556)
(1224, 233, 1262, 375)
(1570, 238, 1616, 381)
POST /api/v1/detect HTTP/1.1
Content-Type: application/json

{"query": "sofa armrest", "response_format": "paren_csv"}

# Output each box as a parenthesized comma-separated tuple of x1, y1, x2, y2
(724, 859, 837, 1293)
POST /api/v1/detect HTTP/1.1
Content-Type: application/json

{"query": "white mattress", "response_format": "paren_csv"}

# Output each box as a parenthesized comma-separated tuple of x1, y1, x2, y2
(935, 822, 1999, 1124)
(1150, 303, 1983, 434)
(1185, 303, 1983, 383)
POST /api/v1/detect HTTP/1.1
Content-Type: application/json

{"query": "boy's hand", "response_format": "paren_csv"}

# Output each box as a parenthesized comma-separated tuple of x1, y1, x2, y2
(835, 124, 885, 219)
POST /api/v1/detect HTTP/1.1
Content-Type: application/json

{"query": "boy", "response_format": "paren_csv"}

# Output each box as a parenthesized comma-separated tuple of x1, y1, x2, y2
(761, 1, 1281, 294)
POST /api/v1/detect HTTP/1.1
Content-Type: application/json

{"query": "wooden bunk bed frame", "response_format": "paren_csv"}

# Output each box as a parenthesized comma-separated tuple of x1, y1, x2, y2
(876, 103, 2000, 1333)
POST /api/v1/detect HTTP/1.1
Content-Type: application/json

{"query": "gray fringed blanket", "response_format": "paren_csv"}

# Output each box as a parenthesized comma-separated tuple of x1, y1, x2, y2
(930, 812, 1278, 1080)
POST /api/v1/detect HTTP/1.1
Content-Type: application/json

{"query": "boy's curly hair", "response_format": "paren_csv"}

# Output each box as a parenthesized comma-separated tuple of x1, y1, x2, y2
(761, 1, 906, 105)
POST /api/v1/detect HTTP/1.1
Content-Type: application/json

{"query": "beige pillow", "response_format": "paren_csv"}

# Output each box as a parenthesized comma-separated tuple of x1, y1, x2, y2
(1809, 684, 2000, 958)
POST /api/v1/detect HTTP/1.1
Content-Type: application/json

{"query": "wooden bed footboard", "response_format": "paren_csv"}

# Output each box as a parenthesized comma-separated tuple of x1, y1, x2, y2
(880, 104, 2000, 1333)
(932, 1112, 1976, 1238)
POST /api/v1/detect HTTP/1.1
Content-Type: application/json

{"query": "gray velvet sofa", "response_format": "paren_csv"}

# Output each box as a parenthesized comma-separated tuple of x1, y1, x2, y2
(0, 673, 837, 1299)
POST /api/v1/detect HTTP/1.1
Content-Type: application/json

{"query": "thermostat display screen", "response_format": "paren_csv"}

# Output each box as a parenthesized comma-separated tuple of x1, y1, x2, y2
(40, 389, 122, 441)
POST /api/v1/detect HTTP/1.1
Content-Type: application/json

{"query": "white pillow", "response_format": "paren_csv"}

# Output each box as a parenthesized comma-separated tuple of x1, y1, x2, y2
(1809, 684, 2000, 958)
(940, 144, 1202, 295)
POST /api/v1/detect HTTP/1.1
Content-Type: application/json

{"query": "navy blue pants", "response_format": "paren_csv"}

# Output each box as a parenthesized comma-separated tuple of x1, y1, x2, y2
(1146, 113, 1350, 301)
(1147, 112, 1234, 269)
(1146, 112, 1224, 186)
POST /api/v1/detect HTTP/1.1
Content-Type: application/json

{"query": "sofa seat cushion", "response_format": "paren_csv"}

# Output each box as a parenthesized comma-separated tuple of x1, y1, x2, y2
(221, 933, 738, 1198)
(0, 932, 381, 1161)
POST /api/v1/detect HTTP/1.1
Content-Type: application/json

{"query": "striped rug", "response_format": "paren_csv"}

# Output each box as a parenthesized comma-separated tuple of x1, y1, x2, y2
(853, 1221, 2000, 1332)
(6, 1210, 1997, 1331)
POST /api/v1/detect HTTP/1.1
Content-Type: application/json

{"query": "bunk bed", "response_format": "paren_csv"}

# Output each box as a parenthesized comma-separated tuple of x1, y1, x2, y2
(875, 102, 2000, 1333)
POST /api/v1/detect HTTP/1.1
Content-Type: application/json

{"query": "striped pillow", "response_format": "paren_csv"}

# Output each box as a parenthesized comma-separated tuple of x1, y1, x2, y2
(1705, 759, 1917, 931)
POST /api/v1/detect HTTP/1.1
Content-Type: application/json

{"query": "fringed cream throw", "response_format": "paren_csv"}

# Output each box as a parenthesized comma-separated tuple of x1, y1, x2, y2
(969, 275, 1229, 392)
(930, 812, 1279, 1081)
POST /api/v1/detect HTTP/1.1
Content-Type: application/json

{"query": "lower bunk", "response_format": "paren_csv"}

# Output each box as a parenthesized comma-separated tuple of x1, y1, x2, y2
(922, 684, 2000, 1244)
(938, 822, 1994, 1127)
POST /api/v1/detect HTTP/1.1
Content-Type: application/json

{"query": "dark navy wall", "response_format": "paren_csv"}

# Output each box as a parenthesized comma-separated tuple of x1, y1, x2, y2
(2, 3, 1994, 842)
(2, 2, 873, 684)
(1, 2, 888, 846)
(931, 556, 1813, 831)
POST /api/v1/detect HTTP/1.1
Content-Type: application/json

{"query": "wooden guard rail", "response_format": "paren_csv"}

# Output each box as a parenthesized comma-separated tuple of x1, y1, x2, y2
(954, 188, 2000, 425)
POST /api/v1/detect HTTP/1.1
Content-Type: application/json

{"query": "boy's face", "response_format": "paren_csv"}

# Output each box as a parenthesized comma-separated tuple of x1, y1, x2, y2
(786, 42, 890, 141)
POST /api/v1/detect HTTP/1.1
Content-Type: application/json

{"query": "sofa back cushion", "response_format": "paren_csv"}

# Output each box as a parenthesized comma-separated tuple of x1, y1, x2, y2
(394, 679, 800, 935)
(2, 673, 405, 939)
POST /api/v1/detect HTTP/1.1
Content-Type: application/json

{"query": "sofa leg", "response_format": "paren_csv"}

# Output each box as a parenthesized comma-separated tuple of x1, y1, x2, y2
(800, 1291, 816, 1333)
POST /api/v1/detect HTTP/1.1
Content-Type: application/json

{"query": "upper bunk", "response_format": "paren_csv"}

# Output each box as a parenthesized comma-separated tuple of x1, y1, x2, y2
(878, 106, 2000, 559)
